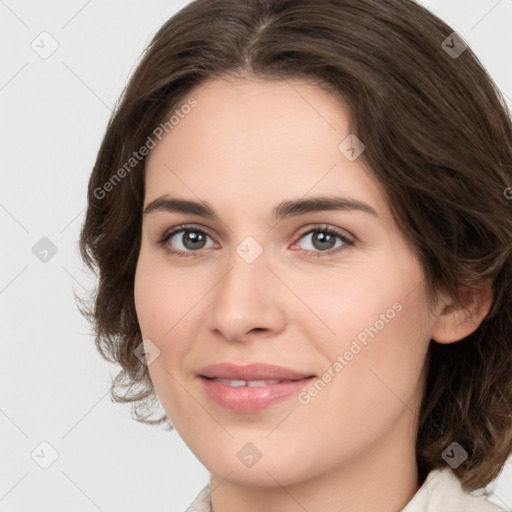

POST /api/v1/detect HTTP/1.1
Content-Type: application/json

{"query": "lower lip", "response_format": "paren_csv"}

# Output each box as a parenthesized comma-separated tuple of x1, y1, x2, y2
(198, 376, 315, 412)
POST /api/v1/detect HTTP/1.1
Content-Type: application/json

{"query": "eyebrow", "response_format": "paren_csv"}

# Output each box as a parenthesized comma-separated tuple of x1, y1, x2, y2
(143, 195, 380, 220)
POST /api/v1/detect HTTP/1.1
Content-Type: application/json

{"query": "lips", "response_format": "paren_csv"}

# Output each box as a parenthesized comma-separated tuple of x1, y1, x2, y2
(198, 363, 316, 412)
(199, 362, 314, 381)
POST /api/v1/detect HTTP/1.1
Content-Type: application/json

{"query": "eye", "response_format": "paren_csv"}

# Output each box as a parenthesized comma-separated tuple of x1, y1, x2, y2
(291, 224, 355, 259)
(157, 225, 215, 258)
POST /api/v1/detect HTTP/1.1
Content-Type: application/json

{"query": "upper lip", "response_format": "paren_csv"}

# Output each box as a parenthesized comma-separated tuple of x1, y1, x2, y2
(199, 363, 315, 381)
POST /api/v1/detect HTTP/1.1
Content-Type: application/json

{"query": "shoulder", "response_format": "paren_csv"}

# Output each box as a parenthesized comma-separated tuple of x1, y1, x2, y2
(401, 467, 508, 512)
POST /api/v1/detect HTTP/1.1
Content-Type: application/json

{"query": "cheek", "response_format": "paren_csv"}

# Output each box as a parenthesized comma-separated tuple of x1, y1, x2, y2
(134, 249, 208, 395)
(134, 255, 195, 422)
(310, 255, 431, 414)
(134, 248, 199, 340)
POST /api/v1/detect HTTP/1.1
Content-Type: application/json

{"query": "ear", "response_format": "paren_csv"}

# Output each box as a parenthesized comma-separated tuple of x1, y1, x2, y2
(431, 278, 493, 344)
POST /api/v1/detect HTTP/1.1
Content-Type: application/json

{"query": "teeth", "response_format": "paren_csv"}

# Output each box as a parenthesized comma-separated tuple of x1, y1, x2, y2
(247, 379, 280, 387)
(216, 378, 246, 387)
(213, 378, 282, 387)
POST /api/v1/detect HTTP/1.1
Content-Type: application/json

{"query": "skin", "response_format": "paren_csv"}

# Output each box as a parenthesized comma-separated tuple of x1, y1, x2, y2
(134, 77, 492, 512)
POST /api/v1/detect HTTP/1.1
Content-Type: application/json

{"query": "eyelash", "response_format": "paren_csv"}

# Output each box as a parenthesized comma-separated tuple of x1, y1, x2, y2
(156, 224, 355, 260)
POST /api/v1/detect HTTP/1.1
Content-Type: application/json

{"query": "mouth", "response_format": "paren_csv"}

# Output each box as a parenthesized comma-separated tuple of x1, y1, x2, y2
(204, 378, 297, 387)
(197, 363, 316, 412)
(199, 362, 315, 381)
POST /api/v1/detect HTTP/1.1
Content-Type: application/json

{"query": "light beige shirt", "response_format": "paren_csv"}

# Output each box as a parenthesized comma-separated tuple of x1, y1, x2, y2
(185, 467, 508, 512)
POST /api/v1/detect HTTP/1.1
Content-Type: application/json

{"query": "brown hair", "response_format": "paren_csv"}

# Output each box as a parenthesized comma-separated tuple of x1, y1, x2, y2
(78, 0, 512, 491)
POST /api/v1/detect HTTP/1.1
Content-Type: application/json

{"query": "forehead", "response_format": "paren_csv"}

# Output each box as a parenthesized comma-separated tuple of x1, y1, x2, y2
(149, 77, 353, 164)
(144, 77, 389, 222)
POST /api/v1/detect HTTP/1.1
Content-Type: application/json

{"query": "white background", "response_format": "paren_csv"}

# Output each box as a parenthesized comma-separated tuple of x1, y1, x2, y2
(0, 1, 511, 511)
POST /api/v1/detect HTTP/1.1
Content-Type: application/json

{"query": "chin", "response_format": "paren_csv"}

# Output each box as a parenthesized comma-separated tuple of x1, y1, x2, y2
(196, 439, 320, 488)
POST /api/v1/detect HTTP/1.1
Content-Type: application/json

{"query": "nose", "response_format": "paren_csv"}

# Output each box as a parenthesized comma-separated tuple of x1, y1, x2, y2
(206, 244, 287, 343)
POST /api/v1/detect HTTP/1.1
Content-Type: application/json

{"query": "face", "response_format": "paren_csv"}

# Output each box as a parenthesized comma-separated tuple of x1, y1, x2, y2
(134, 77, 438, 487)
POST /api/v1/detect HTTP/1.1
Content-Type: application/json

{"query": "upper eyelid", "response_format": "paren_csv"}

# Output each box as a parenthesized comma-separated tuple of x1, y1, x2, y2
(163, 224, 217, 242)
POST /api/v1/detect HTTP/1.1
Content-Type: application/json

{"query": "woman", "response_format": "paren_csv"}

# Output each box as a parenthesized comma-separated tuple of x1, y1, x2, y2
(79, 0, 512, 510)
